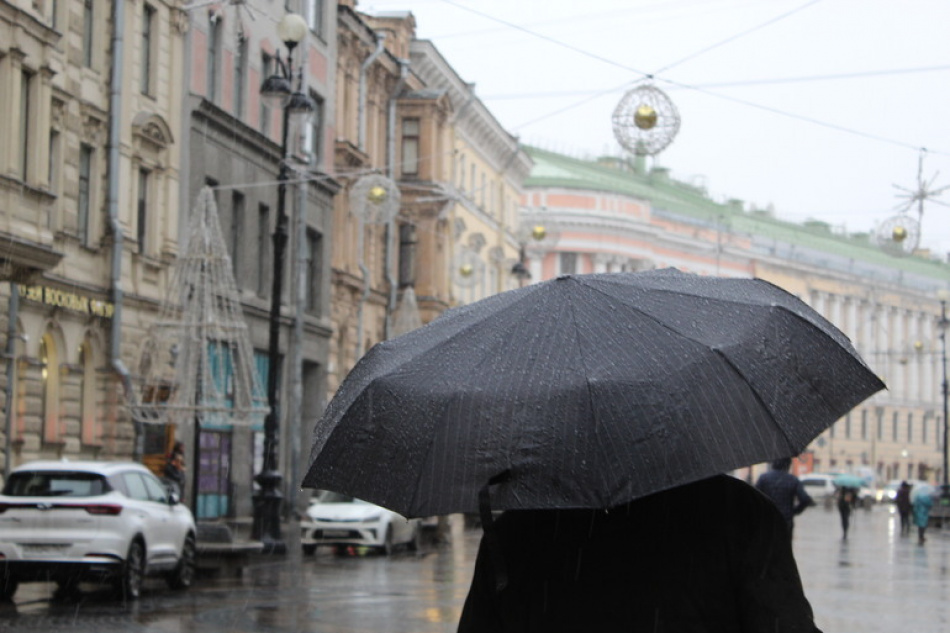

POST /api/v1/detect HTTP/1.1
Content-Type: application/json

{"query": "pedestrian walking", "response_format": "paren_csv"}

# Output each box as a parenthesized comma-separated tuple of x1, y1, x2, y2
(163, 441, 187, 499)
(836, 486, 857, 540)
(755, 458, 815, 538)
(912, 484, 935, 545)
(895, 481, 913, 536)
(457, 474, 823, 633)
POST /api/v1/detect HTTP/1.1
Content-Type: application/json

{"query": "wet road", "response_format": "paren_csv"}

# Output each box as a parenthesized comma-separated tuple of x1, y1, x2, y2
(0, 505, 947, 632)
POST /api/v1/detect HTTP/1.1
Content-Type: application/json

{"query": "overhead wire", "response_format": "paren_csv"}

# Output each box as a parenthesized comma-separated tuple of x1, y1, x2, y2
(432, 0, 949, 158)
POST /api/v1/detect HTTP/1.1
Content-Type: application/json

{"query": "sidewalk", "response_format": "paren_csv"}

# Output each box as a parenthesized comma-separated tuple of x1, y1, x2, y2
(793, 502, 950, 632)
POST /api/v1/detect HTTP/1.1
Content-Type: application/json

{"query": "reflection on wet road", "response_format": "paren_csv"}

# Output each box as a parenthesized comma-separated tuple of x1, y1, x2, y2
(1, 505, 948, 631)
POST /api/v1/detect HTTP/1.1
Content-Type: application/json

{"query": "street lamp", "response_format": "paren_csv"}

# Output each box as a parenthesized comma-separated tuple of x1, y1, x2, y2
(937, 291, 949, 497)
(253, 12, 315, 554)
(511, 220, 557, 287)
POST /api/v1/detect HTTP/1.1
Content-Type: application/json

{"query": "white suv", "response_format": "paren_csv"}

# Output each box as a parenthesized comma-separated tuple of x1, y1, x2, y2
(0, 460, 197, 600)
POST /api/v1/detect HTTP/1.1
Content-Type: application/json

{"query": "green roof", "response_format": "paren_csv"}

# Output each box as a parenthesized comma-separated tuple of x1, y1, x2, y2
(524, 146, 949, 281)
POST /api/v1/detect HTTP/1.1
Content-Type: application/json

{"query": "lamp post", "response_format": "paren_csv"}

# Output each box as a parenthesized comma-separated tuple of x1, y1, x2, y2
(938, 294, 949, 495)
(252, 12, 315, 554)
(511, 222, 553, 287)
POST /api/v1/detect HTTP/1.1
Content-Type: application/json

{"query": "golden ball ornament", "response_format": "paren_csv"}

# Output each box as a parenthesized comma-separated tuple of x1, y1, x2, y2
(531, 225, 547, 241)
(459, 263, 474, 278)
(633, 104, 658, 130)
(367, 185, 388, 204)
(892, 225, 908, 243)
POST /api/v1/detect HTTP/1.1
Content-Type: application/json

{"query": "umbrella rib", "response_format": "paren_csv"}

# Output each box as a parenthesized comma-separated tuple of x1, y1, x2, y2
(565, 294, 614, 509)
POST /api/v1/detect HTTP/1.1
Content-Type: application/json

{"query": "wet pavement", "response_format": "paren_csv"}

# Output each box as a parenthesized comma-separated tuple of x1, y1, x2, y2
(0, 504, 947, 632)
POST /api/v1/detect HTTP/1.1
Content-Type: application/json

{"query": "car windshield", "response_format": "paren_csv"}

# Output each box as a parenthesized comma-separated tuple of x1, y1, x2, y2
(2, 471, 109, 497)
(316, 491, 369, 504)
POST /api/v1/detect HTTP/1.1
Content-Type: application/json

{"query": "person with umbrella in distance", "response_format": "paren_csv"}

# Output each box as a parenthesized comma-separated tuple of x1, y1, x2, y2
(912, 483, 936, 545)
(895, 481, 913, 536)
(304, 270, 885, 633)
(755, 458, 815, 538)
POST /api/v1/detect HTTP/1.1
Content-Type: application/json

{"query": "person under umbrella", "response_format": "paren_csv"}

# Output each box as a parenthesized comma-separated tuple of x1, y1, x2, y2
(912, 484, 936, 545)
(304, 270, 884, 633)
(755, 458, 815, 538)
(458, 474, 822, 633)
(895, 481, 913, 536)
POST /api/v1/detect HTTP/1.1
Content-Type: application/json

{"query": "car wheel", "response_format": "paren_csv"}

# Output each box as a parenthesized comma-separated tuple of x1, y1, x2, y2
(302, 544, 317, 556)
(0, 574, 17, 601)
(167, 534, 196, 590)
(53, 578, 81, 602)
(115, 540, 145, 600)
(380, 525, 394, 556)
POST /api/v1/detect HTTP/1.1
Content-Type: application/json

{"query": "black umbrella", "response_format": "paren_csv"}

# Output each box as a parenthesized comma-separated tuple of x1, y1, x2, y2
(304, 269, 884, 518)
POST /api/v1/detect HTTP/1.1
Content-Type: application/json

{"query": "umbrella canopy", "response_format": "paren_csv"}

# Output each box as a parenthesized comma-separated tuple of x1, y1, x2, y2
(304, 269, 884, 518)
(912, 483, 936, 502)
(834, 474, 865, 489)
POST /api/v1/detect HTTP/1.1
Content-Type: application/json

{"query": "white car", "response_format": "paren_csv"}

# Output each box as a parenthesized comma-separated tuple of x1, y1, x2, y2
(0, 460, 197, 600)
(301, 491, 422, 556)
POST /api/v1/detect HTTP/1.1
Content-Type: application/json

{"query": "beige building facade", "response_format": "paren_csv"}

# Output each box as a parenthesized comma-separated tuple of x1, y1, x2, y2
(0, 0, 183, 472)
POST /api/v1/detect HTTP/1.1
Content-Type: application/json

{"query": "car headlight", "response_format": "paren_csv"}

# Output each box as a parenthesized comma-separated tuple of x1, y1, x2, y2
(361, 513, 382, 523)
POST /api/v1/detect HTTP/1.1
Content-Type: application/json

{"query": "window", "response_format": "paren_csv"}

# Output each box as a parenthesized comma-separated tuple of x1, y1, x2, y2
(307, 0, 324, 36)
(19, 71, 32, 181)
(234, 33, 248, 118)
(306, 91, 324, 164)
(860, 414, 867, 440)
(78, 144, 93, 243)
(922, 416, 928, 444)
(79, 340, 97, 445)
(207, 15, 221, 100)
(230, 191, 245, 278)
(907, 413, 913, 443)
(458, 154, 465, 190)
(401, 118, 420, 176)
(260, 53, 273, 136)
(40, 334, 60, 443)
(560, 252, 577, 275)
(83, 0, 94, 67)
(141, 5, 155, 94)
(891, 412, 898, 441)
(137, 168, 149, 254)
(305, 229, 322, 313)
(257, 204, 270, 296)
(48, 129, 60, 197)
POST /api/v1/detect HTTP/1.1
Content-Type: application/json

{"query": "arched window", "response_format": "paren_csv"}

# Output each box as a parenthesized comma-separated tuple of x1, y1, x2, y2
(40, 334, 60, 443)
(79, 339, 98, 445)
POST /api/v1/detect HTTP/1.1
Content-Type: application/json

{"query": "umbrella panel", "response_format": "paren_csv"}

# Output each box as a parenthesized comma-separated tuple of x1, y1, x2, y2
(306, 271, 884, 517)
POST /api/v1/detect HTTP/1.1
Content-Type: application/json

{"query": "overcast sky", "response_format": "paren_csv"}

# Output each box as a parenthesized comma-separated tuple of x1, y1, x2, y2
(361, 0, 950, 258)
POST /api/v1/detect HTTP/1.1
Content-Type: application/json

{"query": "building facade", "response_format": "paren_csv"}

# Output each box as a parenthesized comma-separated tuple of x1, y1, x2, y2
(520, 147, 950, 485)
(181, 0, 337, 518)
(1, 0, 184, 472)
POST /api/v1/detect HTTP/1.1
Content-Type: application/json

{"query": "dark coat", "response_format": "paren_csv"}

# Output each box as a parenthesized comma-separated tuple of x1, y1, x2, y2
(458, 475, 821, 633)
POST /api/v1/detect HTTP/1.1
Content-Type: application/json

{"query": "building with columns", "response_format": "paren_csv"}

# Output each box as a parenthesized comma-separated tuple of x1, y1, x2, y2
(521, 147, 949, 485)
(1, 0, 183, 471)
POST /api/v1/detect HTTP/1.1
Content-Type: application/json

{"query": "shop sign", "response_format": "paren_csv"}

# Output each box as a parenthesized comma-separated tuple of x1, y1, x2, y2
(18, 284, 115, 318)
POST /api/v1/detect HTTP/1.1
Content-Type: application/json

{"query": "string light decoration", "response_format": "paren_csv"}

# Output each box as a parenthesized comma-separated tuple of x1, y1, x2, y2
(612, 83, 681, 156)
(349, 174, 401, 224)
(877, 151, 949, 257)
(133, 186, 267, 428)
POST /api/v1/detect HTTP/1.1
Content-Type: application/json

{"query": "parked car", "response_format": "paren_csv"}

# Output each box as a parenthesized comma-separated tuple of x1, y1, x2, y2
(301, 491, 422, 556)
(0, 460, 196, 600)
(800, 473, 837, 508)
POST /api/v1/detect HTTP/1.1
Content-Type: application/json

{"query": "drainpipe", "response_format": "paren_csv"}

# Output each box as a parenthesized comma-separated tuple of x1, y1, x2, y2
(108, 0, 139, 459)
(354, 34, 385, 359)
(357, 34, 385, 152)
(4, 285, 18, 481)
(384, 59, 409, 340)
